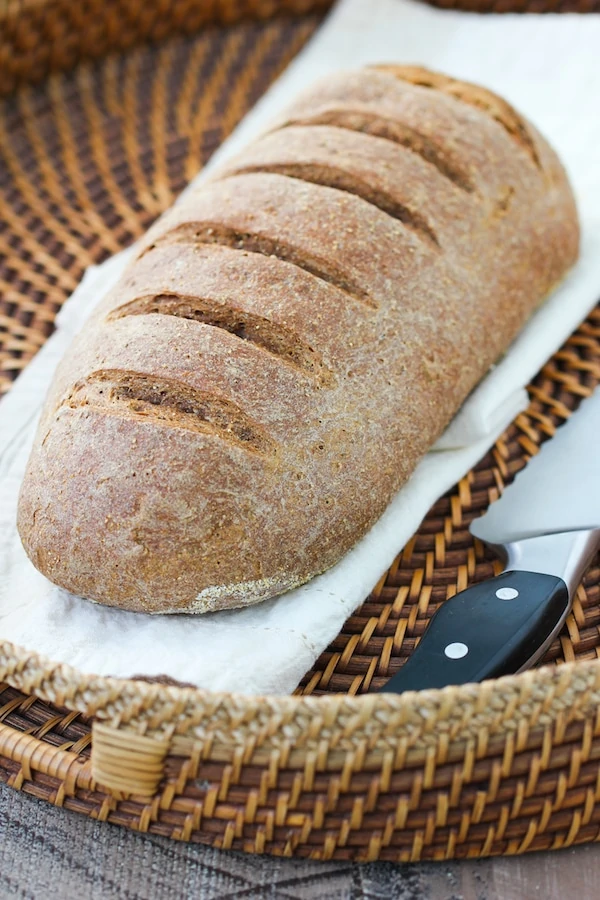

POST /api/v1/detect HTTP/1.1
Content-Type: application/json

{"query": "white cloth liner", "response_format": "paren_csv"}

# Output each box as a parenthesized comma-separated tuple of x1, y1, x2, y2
(1, 0, 599, 694)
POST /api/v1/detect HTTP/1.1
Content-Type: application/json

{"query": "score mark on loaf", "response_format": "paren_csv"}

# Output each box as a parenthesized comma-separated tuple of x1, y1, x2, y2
(17, 66, 579, 614)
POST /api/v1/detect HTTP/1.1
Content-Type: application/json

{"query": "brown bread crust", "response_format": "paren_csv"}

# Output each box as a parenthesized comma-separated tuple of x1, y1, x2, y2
(17, 66, 579, 613)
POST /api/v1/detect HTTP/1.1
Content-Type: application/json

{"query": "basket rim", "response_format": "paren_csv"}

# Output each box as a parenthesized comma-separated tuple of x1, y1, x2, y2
(0, 1, 598, 761)
(2, 634, 600, 750)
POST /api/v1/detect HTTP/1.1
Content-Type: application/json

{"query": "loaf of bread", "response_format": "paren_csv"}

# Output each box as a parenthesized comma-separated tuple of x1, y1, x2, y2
(17, 66, 579, 614)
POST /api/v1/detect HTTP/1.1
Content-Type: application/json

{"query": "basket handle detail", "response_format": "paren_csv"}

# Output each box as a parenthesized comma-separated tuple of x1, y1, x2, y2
(91, 722, 170, 796)
(0, 721, 92, 795)
(0, 718, 170, 799)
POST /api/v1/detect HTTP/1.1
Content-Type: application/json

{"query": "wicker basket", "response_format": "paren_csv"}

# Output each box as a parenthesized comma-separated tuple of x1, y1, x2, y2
(0, 0, 333, 95)
(1, 0, 600, 864)
(425, 0, 600, 11)
(2, 0, 599, 97)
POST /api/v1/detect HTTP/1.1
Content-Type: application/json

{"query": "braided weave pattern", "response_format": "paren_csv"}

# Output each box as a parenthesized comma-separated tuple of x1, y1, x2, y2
(2, 646, 600, 859)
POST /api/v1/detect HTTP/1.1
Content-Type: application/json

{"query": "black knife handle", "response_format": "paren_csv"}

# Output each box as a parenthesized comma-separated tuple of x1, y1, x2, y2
(379, 570, 569, 694)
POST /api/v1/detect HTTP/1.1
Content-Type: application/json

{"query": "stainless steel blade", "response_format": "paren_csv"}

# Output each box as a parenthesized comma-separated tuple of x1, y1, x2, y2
(470, 388, 600, 545)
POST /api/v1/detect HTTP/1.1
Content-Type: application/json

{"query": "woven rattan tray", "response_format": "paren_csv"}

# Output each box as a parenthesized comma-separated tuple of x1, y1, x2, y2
(2, 0, 599, 97)
(1, 1, 600, 864)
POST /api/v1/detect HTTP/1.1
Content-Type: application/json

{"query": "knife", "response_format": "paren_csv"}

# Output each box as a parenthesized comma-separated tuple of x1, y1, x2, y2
(380, 388, 600, 694)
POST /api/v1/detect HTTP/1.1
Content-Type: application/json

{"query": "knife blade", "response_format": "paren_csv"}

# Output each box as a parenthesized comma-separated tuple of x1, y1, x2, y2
(380, 388, 600, 694)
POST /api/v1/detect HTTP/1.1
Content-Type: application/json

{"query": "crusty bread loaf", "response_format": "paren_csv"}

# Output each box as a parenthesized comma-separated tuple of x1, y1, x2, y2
(17, 66, 579, 614)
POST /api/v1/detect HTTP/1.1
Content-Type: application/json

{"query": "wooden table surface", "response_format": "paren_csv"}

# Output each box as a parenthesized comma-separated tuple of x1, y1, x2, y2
(1, 781, 598, 900)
